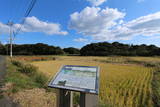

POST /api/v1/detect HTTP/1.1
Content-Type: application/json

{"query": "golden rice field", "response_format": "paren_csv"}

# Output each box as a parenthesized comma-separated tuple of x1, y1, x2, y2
(31, 56, 159, 107)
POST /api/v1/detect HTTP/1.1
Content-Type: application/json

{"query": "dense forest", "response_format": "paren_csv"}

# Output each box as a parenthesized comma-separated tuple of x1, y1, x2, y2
(63, 47, 80, 55)
(80, 42, 160, 56)
(0, 42, 160, 56)
(0, 43, 64, 55)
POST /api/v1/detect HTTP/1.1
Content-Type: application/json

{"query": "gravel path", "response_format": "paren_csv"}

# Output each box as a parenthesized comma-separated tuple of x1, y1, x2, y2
(0, 56, 20, 107)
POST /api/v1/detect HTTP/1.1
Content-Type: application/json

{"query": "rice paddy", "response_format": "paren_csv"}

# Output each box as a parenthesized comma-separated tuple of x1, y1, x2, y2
(31, 56, 158, 107)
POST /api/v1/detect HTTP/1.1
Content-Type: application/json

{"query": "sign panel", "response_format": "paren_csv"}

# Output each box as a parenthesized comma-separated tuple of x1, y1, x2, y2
(48, 65, 99, 94)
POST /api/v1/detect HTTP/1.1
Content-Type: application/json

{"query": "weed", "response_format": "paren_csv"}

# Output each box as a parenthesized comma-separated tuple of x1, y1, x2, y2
(18, 64, 37, 75)
(11, 60, 23, 67)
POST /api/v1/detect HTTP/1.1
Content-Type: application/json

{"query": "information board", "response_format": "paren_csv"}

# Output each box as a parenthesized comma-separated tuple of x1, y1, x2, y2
(48, 65, 99, 94)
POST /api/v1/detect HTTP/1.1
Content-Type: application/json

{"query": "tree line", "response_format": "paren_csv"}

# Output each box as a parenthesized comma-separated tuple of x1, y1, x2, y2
(0, 43, 64, 55)
(80, 42, 160, 56)
(0, 42, 160, 56)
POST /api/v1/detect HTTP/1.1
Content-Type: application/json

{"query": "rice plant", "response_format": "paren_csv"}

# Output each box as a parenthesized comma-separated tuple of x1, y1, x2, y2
(31, 56, 155, 107)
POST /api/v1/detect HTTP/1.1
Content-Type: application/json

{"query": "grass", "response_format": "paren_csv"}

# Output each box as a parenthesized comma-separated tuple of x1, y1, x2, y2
(31, 56, 158, 107)
(3, 58, 57, 107)
(12, 55, 57, 62)
(5, 60, 48, 93)
(4, 56, 159, 106)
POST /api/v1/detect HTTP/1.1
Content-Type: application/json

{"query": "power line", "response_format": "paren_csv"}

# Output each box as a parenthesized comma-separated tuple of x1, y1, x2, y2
(7, 0, 37, 57)
(24, 0, 37, 17)
(13, 0, 37, 38)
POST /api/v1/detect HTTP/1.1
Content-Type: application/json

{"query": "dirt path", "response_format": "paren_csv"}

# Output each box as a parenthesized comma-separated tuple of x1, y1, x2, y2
(0, 56, 6, 81)
(0, 56, 20, 107)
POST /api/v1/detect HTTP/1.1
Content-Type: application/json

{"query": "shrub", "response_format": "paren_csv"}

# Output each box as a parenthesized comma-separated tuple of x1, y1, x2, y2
(18, 64, 37, 75)
(11, 60, 23, 67)
(33, 72, 48, 87)
(52, 57, 56, 60)
(144, 62, 157, 67)
(5, 59, 50, 95)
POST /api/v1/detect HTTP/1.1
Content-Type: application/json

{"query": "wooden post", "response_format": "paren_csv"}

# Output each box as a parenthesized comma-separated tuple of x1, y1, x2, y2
(80, 92, 98, 107)
(70, 91, 73, 107)
(80, 92, 85, 107)
(56, 89, 73, 107)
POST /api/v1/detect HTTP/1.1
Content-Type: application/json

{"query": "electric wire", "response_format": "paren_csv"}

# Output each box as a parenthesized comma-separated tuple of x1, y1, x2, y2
(7, 0, 37, 57)
(13, 0, 37, 38)
(6, 0, 37, 57)
(12, 0, 24, 22)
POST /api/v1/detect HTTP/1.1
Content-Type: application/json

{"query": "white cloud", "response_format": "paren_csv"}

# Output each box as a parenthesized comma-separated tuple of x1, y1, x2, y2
(73, 38, 88, 42)
(86, 0, 107, 6)
(0, 16, 68, 35)
(69, 7, 160, 41)
(114, 12, 160, 38)
(69, 7, 125, 40)
(69, 7, 125, 35)
(0, 22, 10, 35)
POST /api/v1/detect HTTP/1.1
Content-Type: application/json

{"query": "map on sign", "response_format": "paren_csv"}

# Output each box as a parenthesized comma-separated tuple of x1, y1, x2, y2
(48, 65, 99, 94)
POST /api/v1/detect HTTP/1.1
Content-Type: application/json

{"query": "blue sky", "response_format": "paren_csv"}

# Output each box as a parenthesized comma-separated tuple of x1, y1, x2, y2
(0, 0, 160, 48)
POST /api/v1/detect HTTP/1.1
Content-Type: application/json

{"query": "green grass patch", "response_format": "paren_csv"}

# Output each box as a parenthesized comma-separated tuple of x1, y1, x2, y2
(5, 60, 48, 93)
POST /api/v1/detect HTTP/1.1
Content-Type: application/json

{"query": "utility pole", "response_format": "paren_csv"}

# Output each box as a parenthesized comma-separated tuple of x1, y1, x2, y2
(7, 21, 13, 58)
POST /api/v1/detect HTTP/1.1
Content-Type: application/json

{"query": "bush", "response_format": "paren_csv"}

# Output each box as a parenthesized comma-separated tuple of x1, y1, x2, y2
(10, 60, 48, 89)
(33, 72, 48, 87)
(11, 60, 23, 67)
(52, 57, 56, 60)
(144, 62, 157, 67)
(18, 64, 37, 75)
